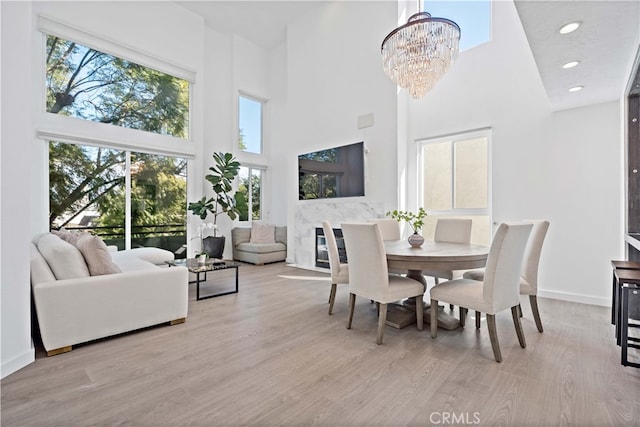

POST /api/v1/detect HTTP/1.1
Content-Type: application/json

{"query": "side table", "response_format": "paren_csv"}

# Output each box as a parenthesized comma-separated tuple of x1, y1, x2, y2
(166, 259, 239, 300)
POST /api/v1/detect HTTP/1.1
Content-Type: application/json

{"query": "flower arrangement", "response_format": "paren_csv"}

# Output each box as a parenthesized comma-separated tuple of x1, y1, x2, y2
(386, 207, 428, 234)
(195, 222, 218, 258)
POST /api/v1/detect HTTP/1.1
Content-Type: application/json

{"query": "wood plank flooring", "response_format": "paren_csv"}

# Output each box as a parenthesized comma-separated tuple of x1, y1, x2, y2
(2, 262, 640, 426)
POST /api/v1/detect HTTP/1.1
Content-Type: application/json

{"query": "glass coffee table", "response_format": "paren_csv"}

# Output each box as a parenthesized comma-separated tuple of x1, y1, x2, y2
(166, 258, 239, 300)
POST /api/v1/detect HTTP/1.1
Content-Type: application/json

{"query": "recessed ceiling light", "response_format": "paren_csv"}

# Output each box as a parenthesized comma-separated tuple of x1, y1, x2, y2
(562, 61, 580, 69)
(569, 85, 583, 92)
(559, 21, 581, 34)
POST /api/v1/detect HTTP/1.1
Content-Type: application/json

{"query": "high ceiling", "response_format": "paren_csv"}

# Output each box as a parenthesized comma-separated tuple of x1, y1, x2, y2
(177, 1, 640, 111)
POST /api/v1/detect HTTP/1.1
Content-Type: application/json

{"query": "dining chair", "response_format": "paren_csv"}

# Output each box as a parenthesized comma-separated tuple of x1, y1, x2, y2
(463, 220, 550, 332)
(322, 221, 349, 315)
(423, 218, 473, 282)
(341, 222, 424, 344)
(430, 222, 533, 362)
(368, 218, 404, 276)
(368, 218, 401, 240)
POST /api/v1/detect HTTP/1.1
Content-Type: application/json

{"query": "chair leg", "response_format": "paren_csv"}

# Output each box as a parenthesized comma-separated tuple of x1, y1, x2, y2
(517, 303, 523, 318)
(486, 314, 502, 362)
(459, 306, 466, 327)
(475, 311, 481, 329)
(347, 293, 356, 329)
(511, 306, 527, 348)
(377, 303, 387, 345)
(430, 299, 438, 338)
(416, 295, 424, 331)
(328, 283, 337, 315)
(529, 295, 544, 333)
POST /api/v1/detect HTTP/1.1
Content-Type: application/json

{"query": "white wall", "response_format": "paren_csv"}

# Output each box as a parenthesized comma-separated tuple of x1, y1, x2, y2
(407, 1, 622, 305)
(1, 0, 205, 378)
(1, 0, 35, 379)
(273, 0, 399, 261)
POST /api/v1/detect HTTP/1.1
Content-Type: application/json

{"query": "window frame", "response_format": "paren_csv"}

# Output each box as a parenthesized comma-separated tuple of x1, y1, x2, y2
(417, 128, 492, 242)
(237, 92, 266, 155)
(237, 164, 266, 224)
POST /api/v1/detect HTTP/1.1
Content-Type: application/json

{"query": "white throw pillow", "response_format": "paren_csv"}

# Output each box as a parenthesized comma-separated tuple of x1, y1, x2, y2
(250, 223, 276, 244)
(75, 234, 122, 276)
(37, 234, 90, 280)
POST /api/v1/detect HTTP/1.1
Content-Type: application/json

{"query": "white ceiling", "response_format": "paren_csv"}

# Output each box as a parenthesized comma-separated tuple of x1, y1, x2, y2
(514, 0, 640, 111)
(177, 0, 640, 111)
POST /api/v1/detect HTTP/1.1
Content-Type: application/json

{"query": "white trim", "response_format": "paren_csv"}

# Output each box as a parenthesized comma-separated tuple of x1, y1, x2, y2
(0, 348, 35, 379)
(538, 289, 609, 307)
(36, 126, 196, 159)
(37, 14, 196, 82)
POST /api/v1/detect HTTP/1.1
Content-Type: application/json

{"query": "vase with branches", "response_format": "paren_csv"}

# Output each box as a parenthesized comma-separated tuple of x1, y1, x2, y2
(387, 207, 428, 247)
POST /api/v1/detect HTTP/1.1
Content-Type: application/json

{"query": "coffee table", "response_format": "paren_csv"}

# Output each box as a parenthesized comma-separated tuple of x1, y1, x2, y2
(166, 258, 239, 300)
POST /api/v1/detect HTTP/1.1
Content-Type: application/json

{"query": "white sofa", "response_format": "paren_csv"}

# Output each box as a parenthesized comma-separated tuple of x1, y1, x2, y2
(30, 232, 189, 356)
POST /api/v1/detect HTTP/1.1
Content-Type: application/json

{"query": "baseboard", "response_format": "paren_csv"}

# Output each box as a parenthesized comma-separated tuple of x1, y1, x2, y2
(1, 346, 35, 379)
(538, 289, 609, 307)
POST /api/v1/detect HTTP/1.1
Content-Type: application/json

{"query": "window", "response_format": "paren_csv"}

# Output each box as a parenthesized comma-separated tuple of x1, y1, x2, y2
(418, 130, 491, 245)
(236, 166, 263, 222)
(45, 35, 190, 138)
(423, 0, 491, 51)
(238, 95, 263, 154)
(49, 141, 187, 252)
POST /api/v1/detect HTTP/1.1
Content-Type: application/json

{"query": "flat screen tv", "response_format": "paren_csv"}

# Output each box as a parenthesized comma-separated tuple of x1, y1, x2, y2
(298, 141, 365, 200)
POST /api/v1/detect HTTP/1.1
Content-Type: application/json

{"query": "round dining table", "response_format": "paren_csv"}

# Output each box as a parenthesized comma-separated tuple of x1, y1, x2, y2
(384, 239, 490, 329)
(385, 240, 489, 288)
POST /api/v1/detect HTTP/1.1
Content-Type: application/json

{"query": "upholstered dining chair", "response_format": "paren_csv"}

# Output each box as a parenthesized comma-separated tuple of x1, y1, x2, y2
(322, 221, 349, 315)
(368, 218, 404, 276)
(463, 220, 550, 332)
(368, 218, 401, 241)
(423, 218, 473, 282)
(341, 222, 424, 344)
(430, 222, 533, 362)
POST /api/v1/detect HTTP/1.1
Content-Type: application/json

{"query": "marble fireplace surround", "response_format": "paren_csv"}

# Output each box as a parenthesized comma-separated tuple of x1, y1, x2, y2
(293, 200, 385, 270)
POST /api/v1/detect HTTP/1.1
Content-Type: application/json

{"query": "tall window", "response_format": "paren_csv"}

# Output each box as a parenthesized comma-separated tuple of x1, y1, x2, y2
(238, 94, 263, 154)
(236, 166, 263, 222)
(418, 130, 491, 245)
(45, 35, 190, 138)
(423, 0, 491, 51)
(49, 141, 187, 252)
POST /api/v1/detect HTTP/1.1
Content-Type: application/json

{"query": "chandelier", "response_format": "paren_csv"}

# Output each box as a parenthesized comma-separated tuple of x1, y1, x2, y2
(381, 11, 461, 99)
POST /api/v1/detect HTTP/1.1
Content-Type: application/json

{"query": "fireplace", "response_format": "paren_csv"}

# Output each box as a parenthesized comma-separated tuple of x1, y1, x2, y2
(315, 227, 347, 268)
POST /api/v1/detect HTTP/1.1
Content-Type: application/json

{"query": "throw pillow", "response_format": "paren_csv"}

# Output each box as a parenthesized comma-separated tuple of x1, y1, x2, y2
(37, 234, 90, 280)
(75, 234, 122, 276)
(51, 228, 84, 246)
(250, 222, 276, 244)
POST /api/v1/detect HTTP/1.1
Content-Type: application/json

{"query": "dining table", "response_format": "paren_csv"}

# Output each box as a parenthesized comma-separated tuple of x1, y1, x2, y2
(384, 239, 490, 330)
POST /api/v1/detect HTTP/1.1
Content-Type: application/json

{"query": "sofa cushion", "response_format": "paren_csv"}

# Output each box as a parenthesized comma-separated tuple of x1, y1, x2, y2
(51, 228, 84, 246)
(275, 226, 287, 245)
(110, 247, 174, 265)
(250, 223, 276, 243)
(111, 255, 159, 273)
(236, 242, 286, 254)
(76, 234, 122, 276)
(30, 242, 56, 284)
(37, 234, 90, 280)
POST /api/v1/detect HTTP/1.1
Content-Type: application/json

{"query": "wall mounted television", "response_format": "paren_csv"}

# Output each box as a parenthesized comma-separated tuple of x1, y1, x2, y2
(298, 141, 365, 200)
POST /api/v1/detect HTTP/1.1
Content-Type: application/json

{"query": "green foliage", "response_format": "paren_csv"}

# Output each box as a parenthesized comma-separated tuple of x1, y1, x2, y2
(46, 35, 189, 138)
(188, 152, 241, 233)
(386, 207, 428, 233)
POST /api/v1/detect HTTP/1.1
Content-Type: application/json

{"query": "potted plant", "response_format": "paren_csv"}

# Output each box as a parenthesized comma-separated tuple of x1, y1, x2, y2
(188, 152, 241, 259)
(387, 207, 428, 247)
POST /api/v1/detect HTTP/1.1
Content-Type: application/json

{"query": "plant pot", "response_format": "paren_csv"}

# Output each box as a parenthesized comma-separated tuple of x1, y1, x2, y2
(408, 232, 424, 248)
(197, 254, 207, 264)
(202, 236, 225, 259)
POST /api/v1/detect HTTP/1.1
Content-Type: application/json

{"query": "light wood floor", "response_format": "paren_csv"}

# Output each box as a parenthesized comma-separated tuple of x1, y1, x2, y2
(2, 263, 639, 426)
